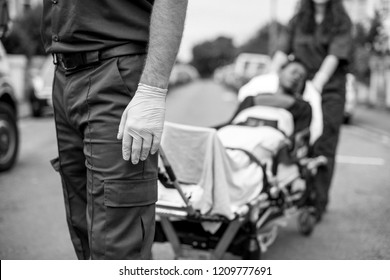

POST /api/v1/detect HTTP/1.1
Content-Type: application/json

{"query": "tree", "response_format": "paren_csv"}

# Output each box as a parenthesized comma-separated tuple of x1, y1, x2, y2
(239, 21, 287, 56)
(191, 36, 237, 78)
(366, 11, 383, 53)
(2, 4, 45, 57)
(350, 23, 371, 85)
(349, 11, 390, 86)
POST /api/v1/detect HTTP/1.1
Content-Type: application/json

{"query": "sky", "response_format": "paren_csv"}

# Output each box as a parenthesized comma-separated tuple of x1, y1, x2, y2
(177, 0, 378, 62)
(177, 0, 300, 61)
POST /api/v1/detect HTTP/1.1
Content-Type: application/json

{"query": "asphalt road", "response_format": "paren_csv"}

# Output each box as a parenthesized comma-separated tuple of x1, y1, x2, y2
(1, 80, 389, 260)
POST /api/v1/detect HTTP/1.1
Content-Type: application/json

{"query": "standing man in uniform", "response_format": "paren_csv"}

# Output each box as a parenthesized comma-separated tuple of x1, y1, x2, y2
(41, 0, 188, 259)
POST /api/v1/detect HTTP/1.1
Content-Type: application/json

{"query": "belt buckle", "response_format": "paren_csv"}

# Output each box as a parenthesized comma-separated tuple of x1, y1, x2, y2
(57, 54, 78, 71)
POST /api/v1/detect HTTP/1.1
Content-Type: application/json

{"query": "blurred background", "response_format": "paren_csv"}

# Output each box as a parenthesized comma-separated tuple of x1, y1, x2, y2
(0, 0, 389, 259)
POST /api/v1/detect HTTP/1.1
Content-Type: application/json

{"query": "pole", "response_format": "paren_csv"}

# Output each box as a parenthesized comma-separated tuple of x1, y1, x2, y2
(269, 0, 278, 55)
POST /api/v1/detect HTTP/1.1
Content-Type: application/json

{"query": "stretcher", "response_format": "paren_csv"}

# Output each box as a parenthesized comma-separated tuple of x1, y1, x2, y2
(154, 106, 326, 260)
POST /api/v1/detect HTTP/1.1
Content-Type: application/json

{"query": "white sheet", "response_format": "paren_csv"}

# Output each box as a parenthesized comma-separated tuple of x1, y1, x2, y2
(217, 125, 286, 157)
(238, 73, 279, 102)
(159, 122, 264, 220)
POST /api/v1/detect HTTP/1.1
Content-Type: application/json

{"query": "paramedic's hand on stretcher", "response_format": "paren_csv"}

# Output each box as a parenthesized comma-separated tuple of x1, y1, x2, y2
(117, 83, 167, 164)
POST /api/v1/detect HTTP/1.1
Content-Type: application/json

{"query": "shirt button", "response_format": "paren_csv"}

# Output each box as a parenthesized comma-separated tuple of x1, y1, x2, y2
(52, 0, 58, 3)
(52, 35, 59, 42)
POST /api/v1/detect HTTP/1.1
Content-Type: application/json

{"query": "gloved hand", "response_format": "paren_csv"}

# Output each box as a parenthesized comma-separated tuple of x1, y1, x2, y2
(117, 83, 167, 164)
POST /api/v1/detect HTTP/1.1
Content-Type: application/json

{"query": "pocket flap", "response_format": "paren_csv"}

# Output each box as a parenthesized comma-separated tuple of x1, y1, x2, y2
(50, 157, 60, 172)
(104, 178, 157, 207)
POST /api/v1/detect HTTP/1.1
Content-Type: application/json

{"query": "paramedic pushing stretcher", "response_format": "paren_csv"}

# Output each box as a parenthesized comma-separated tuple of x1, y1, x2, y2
(271, 0, 353, 222)
(41, 0, 188, 259)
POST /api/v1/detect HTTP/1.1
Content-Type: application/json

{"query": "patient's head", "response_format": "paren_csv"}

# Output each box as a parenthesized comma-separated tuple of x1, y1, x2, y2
(279, 61, 307, 95)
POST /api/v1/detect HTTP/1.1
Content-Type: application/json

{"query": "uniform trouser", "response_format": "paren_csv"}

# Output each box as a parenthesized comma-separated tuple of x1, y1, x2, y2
(51, 54, 158, 260)
(310, 93, 345, 213)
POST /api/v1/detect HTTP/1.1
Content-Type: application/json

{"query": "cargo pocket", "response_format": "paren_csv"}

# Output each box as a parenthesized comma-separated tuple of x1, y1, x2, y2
(103, 178, 157, 259)
(104, 177, 157, 207)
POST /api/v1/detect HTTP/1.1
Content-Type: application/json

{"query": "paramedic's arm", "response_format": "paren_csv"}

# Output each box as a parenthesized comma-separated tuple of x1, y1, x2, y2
(140, 0, 188, 88)
(117, 0, 188, 164)
(311, 55, 339, 93)
(313, 21, 352, 93)
(269, 50, 289, 73)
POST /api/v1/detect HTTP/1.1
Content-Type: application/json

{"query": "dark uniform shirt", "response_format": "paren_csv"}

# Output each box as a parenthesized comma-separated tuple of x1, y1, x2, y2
(41, 0, 154, 54)
(278, 16, 353, 95)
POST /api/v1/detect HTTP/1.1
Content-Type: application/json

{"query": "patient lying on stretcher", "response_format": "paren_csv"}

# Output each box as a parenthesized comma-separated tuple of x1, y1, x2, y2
(157, 61, 314, 221)
(216, 60, 314, 170)
(217, 60, 312, 134)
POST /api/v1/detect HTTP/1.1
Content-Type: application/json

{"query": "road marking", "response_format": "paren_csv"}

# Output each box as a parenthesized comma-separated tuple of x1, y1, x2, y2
(336, 155, 386, 166)
(347, 125, 390, 147)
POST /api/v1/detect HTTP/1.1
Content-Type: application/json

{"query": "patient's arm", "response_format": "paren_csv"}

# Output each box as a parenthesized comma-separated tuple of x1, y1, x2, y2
(214, 94, 295, 129)
(253, 94, 295, 109)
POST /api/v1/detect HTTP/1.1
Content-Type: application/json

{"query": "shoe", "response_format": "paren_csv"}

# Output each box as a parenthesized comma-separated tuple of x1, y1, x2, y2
(315, 211, 322, 223)
(314, 202, 328, 223)
(314, 207, 325, 223)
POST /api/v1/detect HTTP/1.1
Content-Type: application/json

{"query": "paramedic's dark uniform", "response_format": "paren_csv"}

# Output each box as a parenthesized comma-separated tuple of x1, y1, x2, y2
(41, 0, 157, 260)
(278, 17, 353, 215)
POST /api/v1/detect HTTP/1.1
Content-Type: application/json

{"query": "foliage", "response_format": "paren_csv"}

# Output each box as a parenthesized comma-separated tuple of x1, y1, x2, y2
(2, 5, 45, 57)
(191, 36, 237, 78)
(239, 21, 287, 56)
(349, 23, 371, 85)
(351, 45, 371, 85)
(366, 11, 383, 52)
(349, 10, 390, 86)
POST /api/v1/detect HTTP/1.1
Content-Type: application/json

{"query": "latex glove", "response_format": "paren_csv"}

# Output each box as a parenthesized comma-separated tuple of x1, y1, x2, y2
(117, 83, 167, 164)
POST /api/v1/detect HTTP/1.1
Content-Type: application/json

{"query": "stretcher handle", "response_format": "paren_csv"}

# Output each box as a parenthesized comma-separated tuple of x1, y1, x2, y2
(159, 148, 177, 182)
(159, 147, 196, 216)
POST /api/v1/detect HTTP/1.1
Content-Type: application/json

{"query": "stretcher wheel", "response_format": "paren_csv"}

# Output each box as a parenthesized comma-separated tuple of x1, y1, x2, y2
(243, 222, 262, 260)
(297, 209, 316, 236)
(242, 235, 262, 260)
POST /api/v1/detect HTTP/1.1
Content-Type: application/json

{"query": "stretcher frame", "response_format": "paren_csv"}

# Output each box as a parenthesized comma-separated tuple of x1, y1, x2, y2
(155, 129, 327, 260)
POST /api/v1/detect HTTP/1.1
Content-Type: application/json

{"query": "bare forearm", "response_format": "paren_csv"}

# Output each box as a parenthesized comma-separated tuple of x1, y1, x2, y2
(270, 51, 289, 73)
(313, 55, 339, 91)
(140, 0, 188, 89)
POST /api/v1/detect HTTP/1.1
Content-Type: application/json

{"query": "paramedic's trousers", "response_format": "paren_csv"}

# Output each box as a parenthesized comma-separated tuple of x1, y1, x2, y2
(51, 55, 158, 260)
(310, 93, 345, 215)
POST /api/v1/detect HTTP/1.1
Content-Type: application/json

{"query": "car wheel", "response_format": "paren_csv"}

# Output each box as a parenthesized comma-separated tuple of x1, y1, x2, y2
(0, 102, 19, 171)
(343, 114, 351, 125)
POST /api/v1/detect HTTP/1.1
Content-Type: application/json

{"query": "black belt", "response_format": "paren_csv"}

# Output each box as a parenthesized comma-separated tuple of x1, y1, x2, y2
(52, 43, 147, 71)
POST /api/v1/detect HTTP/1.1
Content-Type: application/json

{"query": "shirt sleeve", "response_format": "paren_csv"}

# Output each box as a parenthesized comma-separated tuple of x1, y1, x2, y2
(329, 23, 353, 62)
(277, 18, 295, 55)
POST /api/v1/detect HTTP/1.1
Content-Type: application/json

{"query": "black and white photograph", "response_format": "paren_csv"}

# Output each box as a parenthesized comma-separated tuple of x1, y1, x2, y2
(0, 0, 389, 274)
